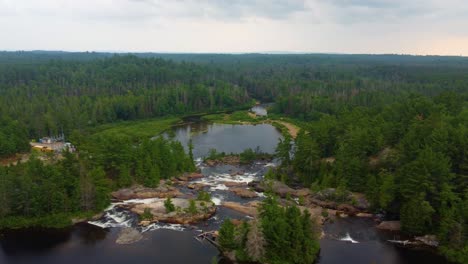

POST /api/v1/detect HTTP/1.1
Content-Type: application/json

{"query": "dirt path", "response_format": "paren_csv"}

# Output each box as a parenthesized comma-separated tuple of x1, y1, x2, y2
(274, 120, 300, 138)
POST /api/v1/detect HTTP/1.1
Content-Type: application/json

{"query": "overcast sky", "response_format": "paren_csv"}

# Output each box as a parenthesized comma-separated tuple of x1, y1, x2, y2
(1, 0, 467, 55)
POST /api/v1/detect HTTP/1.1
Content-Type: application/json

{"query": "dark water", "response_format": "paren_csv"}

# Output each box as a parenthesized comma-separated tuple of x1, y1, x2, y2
(0, 110, 452, 264)
(0, 225, 218, 264)
(319, 217, 451, 264)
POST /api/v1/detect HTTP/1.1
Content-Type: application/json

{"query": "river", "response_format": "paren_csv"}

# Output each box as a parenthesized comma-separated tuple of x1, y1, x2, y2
(0, 106, 451, 264)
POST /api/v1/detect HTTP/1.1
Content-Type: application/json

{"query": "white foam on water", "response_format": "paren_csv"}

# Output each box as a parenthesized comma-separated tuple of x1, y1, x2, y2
(255, 192, 266, 198)
(211, 196, 223, 205)
(89, 198, 162, 229)
(195, 172, 259, 189)
(195, 158, 203, 167)
(88, 210, 133, 228)
(339, 233, 359, 243)
(264, 163, 276, 167)
(141, 223, 185, 233)
(210, 184, 228, 191)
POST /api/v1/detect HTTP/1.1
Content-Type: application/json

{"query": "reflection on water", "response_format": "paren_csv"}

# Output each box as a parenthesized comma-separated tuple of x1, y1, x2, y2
(319, 217, 451, 264)
(0, 226, 219, 264)
(167, 123, 283, 158)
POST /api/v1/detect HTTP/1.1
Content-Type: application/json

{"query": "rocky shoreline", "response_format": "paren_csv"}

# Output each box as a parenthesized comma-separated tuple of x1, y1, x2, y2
(93, 161, 438, 251)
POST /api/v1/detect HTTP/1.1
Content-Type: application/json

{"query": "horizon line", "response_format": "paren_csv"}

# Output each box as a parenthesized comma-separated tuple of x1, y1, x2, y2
(1, 49, 467, 58)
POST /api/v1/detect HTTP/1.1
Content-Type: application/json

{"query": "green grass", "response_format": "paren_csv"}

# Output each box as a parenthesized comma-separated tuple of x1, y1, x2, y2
(89, 117, 181, 141)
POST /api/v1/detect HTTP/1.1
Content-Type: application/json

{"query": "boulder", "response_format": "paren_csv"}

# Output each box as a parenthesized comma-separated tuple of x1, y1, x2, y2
(414, 235, 439, 247)
(139, 220, 152, 227)
(177, 172, 204, 181)
(230, 187, 258, 198)
(294, 188, 311, 197)
(224, 181, 247, 187)
(111, 185, 182, 200)
(376, 221, 401, 231)
(356, 212, 374, 218)
(337, 204, 359, 216)
(187, 183, 207, 190)
(221, 201, 259, 217)
(130, 198, 216, 225)
(248, 180, 294, 198)
(116, 228, 143, 244)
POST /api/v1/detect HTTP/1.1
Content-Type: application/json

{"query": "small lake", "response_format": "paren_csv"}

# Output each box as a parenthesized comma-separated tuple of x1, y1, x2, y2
(166, 122, 283, 158)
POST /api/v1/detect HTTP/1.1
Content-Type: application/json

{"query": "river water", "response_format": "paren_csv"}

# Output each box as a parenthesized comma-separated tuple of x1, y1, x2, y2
(0, 108, 452, 264)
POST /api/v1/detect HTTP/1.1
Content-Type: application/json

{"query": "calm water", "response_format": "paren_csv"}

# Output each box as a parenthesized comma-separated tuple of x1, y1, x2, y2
(0, 107, 452, 264)
(319, 218, 451, 264)
(167, 122, 283, 158)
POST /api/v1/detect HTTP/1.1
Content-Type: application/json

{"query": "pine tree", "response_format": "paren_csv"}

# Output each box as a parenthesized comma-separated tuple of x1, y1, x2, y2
(246, 219, 266, 262)
(219, 219, 237, 251)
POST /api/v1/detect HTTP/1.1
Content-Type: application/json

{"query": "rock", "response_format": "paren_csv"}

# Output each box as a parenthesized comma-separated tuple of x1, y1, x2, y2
(177, 176, 189, 181)
(130, 198, 216, 225)
(111, 185, 182, 200)
(222, 201, 259, 217)
(188, 172, 203, 180)
(376, 221, 401, 231)
(309, 197, 338, 209)
(178, 172, 204, 181)
(205, 155, 241, 166)
(337, 204, 359, 216)
(116, 228, 143, 244)
(71, 217, 87, 224)
(224, 181, 247, 187)
(414, 235, 439, 247)
(356, 212, 374, 218)
(139, 220, 151, 227)
(71, 212, 104, 224)
(230, 187, 258, 198)
(248, 180, 294, 198)
(187, 183, 207, 190)
(294, 188, 311, 197)
(205, 160, 216, 166)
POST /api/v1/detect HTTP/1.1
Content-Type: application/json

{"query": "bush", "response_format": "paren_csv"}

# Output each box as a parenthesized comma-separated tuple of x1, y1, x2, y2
(141, 208, 153, 220)
(187, 199, 198, 215)
(197, 191, 212, 202)
(164, 197, 175, 213)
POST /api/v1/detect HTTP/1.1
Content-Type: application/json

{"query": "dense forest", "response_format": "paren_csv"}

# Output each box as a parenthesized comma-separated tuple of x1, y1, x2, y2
(272, 92, 468, 263)
(0, 52, 467, 262)
(0, 136, 195, 228)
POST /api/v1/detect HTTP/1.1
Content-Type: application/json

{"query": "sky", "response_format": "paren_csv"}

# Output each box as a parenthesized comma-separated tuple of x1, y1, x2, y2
(1, 0, 467, 55)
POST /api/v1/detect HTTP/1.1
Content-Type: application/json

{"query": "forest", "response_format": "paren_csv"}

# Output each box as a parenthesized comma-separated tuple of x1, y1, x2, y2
(0, 52, 467, 263)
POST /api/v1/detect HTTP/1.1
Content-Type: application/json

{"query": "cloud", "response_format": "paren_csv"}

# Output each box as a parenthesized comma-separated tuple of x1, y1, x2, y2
(0, 0, 467, 55)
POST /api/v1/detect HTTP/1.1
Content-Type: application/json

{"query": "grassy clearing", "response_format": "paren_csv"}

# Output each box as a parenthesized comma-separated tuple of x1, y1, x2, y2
(89, 117, 181, 141)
